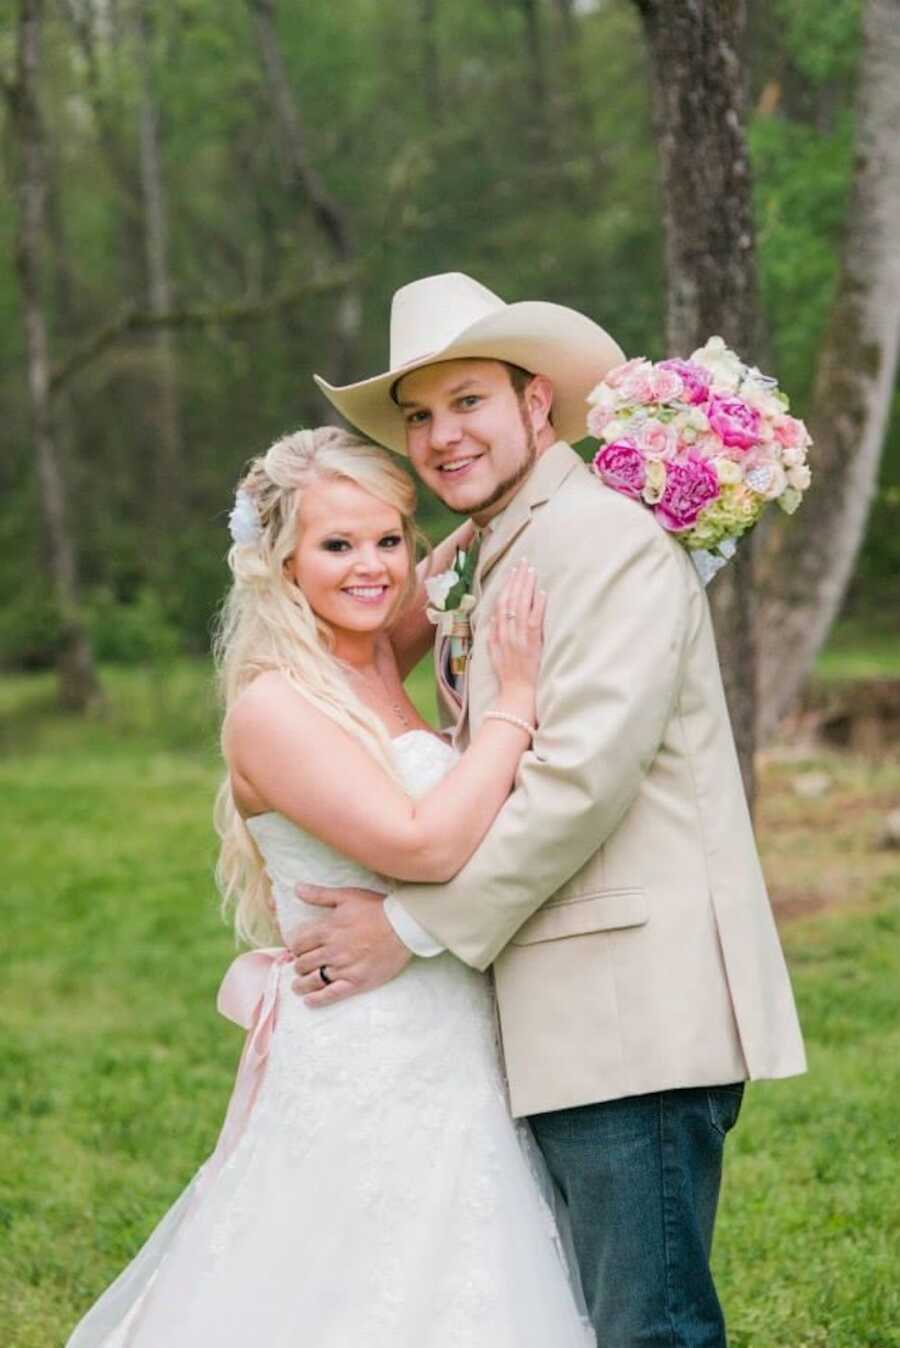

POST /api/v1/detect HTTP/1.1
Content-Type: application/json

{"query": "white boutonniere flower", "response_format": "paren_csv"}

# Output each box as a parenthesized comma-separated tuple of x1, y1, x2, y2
(425, 547, 478, 638)
(424, 568, 459, 611)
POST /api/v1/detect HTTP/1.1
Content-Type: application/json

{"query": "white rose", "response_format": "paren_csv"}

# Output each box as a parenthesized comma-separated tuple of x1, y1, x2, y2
(746, 462, 787, 500)
(601, 418, 628, 443)
(741, 382, 782, 418)
(787, 463, 812, 491)
(642, 459, 668, 504)
(690, 336, 744, 393)
(586, 382, 620, 412)
(715, 458, 743, 485)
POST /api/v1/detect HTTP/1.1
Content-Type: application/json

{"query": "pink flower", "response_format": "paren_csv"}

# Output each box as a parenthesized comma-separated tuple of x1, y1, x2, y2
(654, 455, 720, 532)
(658, 358, 712, 406)
(621, 371, 657, 404)
(773, 414, 809, 451)
(586, 404, 616, 439)
(636, 418, 679, 461)
(604, 357, 650, 390)
(646, 366, 684, 403)
(592, 440, 646, 501)
(707, 394, 761, 450)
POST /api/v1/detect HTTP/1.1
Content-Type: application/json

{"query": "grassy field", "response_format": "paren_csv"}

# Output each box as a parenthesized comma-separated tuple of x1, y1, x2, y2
(1, 658, 898, 1347)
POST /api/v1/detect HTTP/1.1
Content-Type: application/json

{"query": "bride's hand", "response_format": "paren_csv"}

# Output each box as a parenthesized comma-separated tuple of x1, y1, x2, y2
(487, 561, 546, 725)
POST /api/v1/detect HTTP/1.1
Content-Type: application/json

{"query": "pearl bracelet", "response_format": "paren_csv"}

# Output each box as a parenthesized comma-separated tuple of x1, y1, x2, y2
(483, 709, 537, 740)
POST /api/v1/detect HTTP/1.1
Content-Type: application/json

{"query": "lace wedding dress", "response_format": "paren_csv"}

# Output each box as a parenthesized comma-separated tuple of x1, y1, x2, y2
(67, 730, 593, 1347)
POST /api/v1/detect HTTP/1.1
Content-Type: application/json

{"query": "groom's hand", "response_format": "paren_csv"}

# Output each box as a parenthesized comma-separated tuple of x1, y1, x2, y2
(290, 884, 412, 1007)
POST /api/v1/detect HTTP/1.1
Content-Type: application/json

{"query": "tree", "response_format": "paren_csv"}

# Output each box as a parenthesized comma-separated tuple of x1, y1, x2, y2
(246, 0, 360, 393)
(633, 0, 761, 805)
(136, 0, 183, 532)
(755, 0, 900, 739)
(5, 0, 101, 710)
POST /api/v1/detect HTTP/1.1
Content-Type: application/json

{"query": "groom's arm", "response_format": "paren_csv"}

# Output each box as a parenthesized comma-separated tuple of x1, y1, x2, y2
(388, 511, 694, 971)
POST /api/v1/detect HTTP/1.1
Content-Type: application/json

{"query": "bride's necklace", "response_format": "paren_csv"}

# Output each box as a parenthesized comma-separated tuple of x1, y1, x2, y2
(347, 663, 412, 729)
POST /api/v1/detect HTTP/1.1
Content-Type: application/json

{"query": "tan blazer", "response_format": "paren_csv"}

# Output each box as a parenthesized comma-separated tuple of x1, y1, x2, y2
(395, 441, 806, 1118)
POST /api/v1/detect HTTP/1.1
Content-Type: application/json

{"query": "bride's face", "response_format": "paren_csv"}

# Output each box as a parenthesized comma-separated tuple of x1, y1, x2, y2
(288, 476, 411, 637)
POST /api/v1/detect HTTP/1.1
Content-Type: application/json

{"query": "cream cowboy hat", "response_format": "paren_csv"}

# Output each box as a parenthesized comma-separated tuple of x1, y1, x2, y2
(314, 272, 625, 455)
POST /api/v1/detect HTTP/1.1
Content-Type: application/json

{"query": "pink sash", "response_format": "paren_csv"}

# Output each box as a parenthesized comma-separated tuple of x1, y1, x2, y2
(198, 947, 293, 1191)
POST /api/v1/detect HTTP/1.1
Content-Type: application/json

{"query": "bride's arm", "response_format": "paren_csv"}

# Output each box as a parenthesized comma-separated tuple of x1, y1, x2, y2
(225, 563, 544, 884)
(388, 518, 476, 679)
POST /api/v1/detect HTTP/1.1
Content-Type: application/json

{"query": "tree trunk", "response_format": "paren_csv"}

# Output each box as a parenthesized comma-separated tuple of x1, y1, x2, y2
(247, 0, 359, 395)
(8, 0, 101, 711)
(551, 0, 576, 47)
(634, 0, 761, 808)
(136, 0, 183, 527)
(755, 0, 900, 741)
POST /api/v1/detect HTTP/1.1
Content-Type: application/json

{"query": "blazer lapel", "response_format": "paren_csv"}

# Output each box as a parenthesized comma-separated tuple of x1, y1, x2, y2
(475, 440, 584, 593)
(448, 443, 582, 748)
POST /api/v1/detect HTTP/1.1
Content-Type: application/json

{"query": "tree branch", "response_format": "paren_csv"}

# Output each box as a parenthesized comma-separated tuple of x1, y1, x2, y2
(48, 265, 357, 395)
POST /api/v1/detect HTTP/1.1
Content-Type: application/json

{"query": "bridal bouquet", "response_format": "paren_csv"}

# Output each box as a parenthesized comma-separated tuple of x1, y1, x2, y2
(586, 338, 812, 583)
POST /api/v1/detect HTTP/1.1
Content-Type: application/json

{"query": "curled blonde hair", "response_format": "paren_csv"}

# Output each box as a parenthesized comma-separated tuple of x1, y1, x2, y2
(213, 426, 421, 947)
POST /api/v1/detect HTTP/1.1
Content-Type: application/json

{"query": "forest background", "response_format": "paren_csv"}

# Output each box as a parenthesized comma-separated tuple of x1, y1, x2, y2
(1, 0, 898, 680)
(2, 2, 900, 1346)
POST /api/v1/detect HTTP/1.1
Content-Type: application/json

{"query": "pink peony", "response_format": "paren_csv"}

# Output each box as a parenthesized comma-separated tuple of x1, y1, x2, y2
(593, 440, 646, 501)
(636, 417, 679, 461)
(707, 394, 761, 450)
(773, 414, 809, 450)
(654, 455, 720, 532)
(658, 358, 712, 406)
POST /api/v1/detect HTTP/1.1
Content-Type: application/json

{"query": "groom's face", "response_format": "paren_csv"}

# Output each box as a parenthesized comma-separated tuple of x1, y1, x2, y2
(396, 359, 552, 522)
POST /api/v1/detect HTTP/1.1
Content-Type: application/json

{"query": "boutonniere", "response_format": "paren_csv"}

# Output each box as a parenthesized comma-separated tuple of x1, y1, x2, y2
(425, 547, 478, 675)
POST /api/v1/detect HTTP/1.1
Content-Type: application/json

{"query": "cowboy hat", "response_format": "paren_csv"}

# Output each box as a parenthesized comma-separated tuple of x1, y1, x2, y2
(314, 272, 625, 455)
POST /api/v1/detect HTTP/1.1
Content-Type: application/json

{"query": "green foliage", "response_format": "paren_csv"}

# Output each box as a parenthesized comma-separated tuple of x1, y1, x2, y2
(750, 115, 853, 403)
(86, 587, 180, 664)
(1, 0, 897, 677)
(770, 0, 861, 85)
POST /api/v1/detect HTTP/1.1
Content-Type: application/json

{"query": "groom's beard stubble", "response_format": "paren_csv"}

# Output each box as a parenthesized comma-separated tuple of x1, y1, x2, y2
(444, 412, 539, 519)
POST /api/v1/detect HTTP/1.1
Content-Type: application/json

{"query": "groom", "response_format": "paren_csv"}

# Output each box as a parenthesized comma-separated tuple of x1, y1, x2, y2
(292, 273, 806, 1346)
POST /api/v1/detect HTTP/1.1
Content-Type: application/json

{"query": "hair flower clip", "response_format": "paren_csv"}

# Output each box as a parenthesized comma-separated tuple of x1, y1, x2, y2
(228, 488, 262, 546)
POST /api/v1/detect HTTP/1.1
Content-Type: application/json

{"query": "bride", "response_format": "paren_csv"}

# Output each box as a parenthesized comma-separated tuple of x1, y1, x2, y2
(66, 426, 593, 1347)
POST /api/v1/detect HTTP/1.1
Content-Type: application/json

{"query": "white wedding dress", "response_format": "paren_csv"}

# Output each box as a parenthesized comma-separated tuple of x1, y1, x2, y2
(67, 730, 593, 1347)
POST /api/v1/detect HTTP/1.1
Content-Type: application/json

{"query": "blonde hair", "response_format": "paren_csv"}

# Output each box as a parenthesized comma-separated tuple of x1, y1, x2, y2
(212, 426, 421, 947)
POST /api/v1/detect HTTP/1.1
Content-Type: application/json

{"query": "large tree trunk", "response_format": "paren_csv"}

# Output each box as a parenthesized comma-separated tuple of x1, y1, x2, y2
(755, 0, 900, 741)
(247, 0, 360, 395)
(136, 0, 183, 527)
(8, 0, 101, 711)
(634, 0, 762, 808)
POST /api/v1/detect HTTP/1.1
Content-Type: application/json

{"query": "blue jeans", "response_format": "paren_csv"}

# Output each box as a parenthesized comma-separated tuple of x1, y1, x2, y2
(529, 1084, 744, 1347)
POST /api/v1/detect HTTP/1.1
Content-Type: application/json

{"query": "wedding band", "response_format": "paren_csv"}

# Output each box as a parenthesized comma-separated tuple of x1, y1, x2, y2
(319, 965, 333, 986)
(505, 611, 515, 618)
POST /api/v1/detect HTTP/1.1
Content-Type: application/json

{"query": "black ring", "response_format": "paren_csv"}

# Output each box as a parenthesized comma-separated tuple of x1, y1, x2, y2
(319, 964, 333, 986)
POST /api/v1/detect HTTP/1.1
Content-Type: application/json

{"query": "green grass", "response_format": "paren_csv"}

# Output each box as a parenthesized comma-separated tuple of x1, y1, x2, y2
(814, 621, 900, 681)
(1, 664, 898, 1346)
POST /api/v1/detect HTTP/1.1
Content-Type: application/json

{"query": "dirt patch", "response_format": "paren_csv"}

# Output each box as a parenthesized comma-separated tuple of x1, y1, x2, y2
(756, 746, 900, 923)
